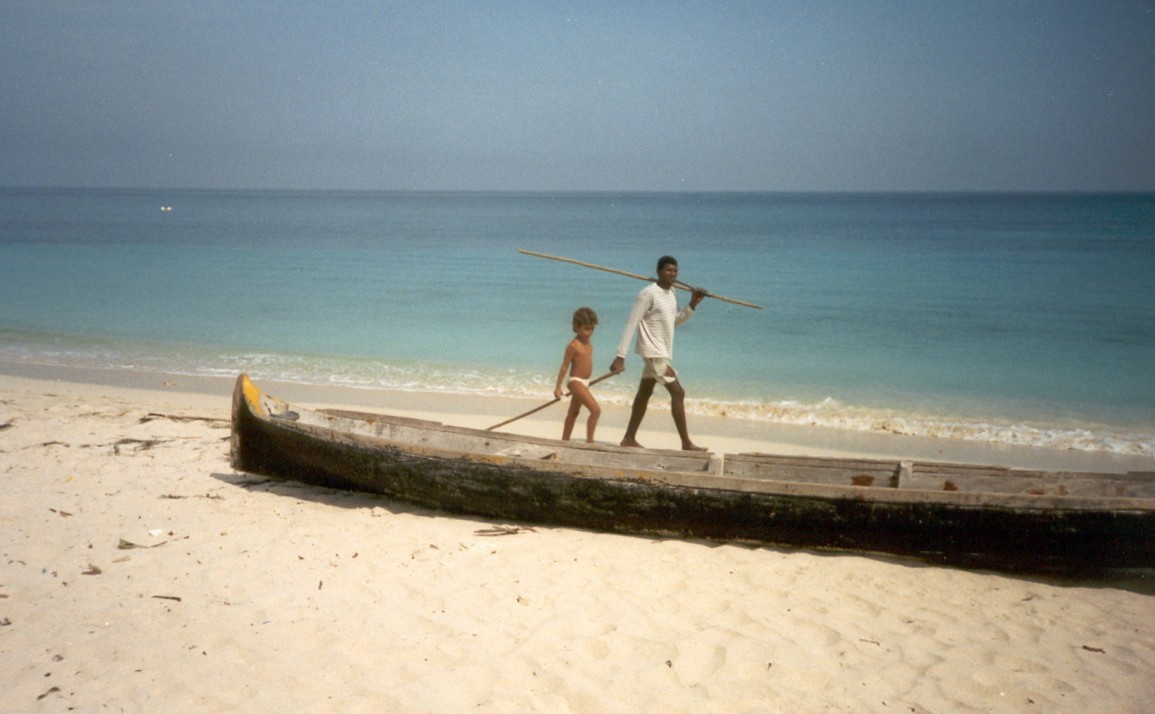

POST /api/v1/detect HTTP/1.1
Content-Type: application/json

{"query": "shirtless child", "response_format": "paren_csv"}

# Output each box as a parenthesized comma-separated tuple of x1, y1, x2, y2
(554, 307, 602, 443)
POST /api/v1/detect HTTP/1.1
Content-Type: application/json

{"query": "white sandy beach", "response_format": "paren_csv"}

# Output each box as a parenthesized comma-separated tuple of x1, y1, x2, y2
(2, 370, 1154, 712)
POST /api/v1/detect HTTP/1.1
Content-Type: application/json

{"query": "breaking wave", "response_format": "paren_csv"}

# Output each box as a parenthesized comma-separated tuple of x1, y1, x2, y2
(3, 339, 1153, 458)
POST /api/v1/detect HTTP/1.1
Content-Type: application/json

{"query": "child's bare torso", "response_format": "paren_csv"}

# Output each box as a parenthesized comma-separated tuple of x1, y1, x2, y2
(569, 338, 593, 379)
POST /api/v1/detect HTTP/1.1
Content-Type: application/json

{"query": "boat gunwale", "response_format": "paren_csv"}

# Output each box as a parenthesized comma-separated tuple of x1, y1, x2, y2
(241, 379, 1155, 515)
(317, 407, 711, 460)
(725, 451, 1155, 483)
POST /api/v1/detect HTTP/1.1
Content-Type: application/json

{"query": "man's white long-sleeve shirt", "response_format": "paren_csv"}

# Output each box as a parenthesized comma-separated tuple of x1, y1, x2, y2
(616, 283, 694, 360)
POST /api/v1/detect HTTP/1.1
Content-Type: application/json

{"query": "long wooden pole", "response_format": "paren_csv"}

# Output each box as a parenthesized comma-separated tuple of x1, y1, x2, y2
(486, 371, 616, 431)
(517, 249, 764, 310)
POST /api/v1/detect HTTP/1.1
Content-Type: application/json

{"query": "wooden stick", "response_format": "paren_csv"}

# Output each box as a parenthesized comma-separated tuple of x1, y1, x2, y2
(517, 249, 764, 310)
(486, 371, 616, 431)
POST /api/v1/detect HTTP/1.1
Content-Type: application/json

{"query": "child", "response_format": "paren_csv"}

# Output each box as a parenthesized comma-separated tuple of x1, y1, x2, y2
(554, 307, 601, 443)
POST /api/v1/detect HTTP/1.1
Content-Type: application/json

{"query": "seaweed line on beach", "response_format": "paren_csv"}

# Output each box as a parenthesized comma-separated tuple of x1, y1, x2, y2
(139, 412, 229, 428)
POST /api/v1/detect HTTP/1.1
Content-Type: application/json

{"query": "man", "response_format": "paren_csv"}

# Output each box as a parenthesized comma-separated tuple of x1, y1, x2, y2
(609, 255, 708, 450)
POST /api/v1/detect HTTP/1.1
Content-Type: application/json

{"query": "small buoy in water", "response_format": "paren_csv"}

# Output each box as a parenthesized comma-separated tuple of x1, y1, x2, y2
(160, 206, 173, 212)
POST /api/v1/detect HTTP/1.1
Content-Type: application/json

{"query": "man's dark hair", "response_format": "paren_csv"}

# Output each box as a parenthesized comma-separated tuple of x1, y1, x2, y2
(657, 255, 678, 271)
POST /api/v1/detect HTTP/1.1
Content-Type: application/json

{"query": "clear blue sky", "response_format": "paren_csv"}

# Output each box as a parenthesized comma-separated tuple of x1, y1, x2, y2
(2, 1, 1153, 192)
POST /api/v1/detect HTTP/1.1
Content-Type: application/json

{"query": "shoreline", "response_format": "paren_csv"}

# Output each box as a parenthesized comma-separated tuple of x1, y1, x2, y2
(3, 360, 1153, 475)
(3, 361, 1154, 710)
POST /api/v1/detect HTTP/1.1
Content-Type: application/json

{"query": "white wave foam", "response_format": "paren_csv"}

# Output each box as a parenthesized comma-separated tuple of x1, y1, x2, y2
(682, 397, 1155, 458)
(5, 344, 1152, 458)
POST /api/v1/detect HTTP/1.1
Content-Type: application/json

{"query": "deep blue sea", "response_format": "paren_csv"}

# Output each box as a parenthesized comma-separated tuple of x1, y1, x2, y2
(2, 188, 1153, 456)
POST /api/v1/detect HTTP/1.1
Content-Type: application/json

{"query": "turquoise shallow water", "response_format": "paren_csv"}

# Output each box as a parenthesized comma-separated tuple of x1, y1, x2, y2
(2, 188, 1153, 455)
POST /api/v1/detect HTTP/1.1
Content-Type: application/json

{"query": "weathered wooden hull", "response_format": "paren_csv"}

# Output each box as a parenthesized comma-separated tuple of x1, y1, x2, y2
(230, 375, 1155, 573)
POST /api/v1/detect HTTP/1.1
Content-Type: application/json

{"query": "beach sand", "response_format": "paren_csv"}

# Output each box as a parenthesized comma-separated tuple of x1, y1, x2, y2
(2, 370, 1153, 712)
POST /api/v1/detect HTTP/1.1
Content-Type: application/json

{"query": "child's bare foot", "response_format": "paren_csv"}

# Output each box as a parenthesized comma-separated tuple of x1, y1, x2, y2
(682, 442, 707, 451)
(620, 438, 644, 448)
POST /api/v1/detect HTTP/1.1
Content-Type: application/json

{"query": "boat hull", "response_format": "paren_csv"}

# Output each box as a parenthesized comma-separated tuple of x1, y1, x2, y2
(230, 375, 1155, 573)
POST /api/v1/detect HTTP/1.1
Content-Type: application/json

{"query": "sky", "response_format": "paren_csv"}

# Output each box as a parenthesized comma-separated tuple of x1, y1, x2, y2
(2, 1, 1153, 192)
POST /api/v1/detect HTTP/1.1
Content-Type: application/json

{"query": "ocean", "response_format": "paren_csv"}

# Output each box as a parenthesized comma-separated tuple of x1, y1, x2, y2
(2, 188, 1153, 457)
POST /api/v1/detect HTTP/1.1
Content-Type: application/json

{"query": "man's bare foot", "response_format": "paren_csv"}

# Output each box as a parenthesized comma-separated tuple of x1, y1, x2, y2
(620, 438, 644, 448)
(682, 443, 707, 452)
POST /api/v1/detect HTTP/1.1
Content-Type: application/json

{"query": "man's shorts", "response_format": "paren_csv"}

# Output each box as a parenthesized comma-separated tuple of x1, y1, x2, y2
(641, 357, 678, 384)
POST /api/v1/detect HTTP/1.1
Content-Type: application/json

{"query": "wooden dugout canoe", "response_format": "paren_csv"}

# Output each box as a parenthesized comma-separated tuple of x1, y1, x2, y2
(230, 374, 1155, 573)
